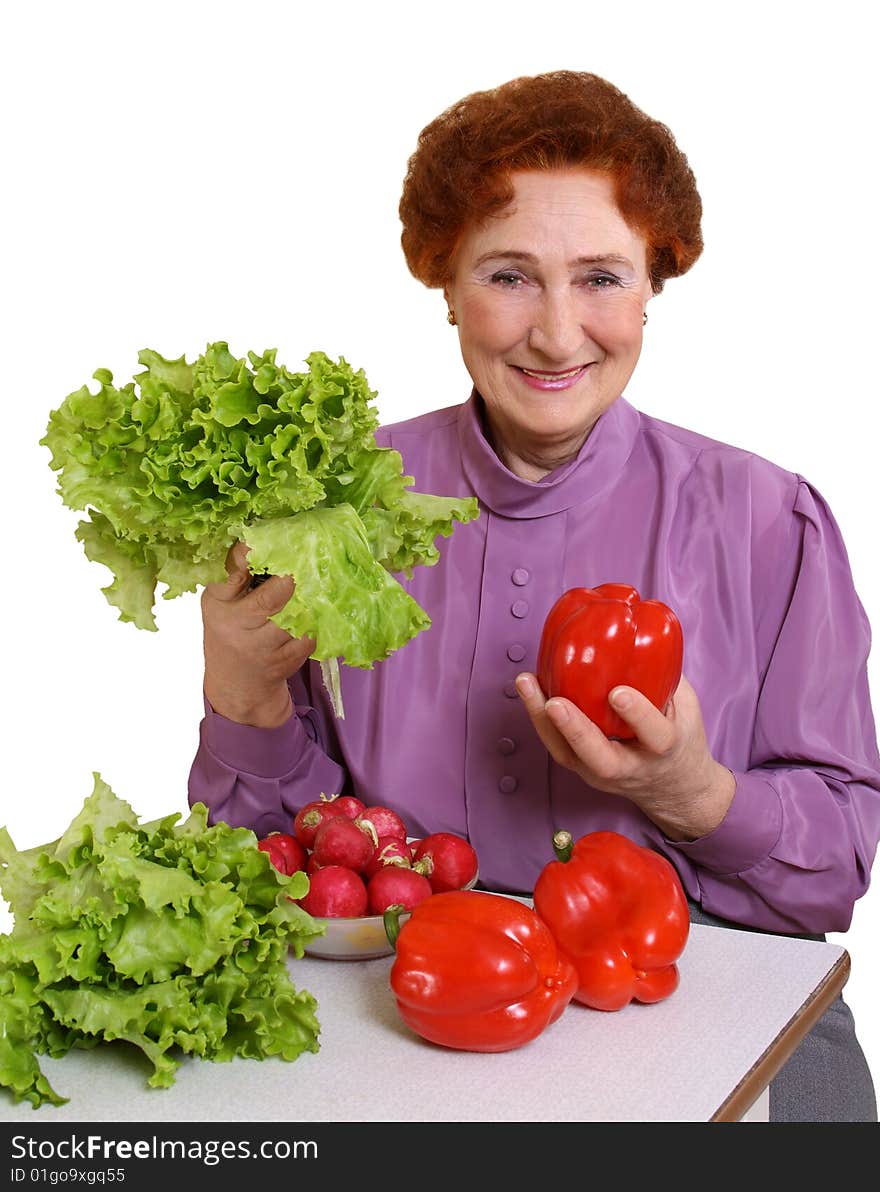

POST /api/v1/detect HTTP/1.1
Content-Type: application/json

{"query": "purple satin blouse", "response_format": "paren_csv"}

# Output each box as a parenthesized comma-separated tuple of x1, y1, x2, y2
(188, 393, 880, 934)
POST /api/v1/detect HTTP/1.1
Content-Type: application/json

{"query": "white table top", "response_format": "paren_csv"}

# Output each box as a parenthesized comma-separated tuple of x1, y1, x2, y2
(0, 921, 847, 1124)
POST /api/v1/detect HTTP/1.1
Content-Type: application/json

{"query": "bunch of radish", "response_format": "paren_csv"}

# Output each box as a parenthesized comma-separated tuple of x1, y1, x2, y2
(257, 793, 479, 918)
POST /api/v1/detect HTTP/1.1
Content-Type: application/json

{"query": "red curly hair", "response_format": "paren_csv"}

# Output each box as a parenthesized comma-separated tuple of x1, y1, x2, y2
(399, 71, 703, 294)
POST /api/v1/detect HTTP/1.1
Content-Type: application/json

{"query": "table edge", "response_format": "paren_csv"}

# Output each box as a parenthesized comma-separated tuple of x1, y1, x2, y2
(710, 946, 851, 1122)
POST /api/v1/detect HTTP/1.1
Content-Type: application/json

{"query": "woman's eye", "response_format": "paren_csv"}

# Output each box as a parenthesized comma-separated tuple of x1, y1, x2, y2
(490, 270, 527, 288)
(583, 273, 622, 289)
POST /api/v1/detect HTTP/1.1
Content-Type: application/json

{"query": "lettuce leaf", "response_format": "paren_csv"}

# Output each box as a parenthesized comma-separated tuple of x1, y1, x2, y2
(0, 773, 323, 1109)
(238, 506, 432, 668)
(41, 344, 480, 713)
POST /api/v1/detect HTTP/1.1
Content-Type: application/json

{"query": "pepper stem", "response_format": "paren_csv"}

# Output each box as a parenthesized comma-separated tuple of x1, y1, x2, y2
(552, 829, 573, 863)
(383, 903, 406, 949)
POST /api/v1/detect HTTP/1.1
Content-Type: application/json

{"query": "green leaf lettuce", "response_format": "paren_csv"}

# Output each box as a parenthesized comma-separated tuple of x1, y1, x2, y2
(41, 345, 480, 713)
(0, 774, 323, 1109)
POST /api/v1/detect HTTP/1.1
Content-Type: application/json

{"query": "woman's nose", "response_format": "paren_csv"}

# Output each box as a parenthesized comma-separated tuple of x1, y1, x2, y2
(527, 290, 588, 361)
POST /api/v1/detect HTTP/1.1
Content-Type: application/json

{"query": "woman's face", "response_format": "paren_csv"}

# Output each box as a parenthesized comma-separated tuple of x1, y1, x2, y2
(444, 169, 654, 479)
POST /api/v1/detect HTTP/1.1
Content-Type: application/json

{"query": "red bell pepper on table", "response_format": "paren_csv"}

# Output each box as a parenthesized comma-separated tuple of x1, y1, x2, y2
(385, 890, 578, 1051)
(533, 830, 690, 1012)
(537, 583, 683, 739)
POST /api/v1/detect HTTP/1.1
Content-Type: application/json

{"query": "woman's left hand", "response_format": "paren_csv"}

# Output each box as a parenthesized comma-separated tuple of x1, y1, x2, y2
(515, 672, 735, 841)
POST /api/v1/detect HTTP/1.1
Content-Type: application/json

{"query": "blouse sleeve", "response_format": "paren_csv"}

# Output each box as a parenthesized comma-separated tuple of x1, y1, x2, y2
(672, 477, 880, 934)
(186, 670, 349, 838)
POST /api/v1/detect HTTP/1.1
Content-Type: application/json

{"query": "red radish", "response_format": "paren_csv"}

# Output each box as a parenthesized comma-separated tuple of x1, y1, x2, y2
(333, 795, 366, 820)
(358, 805, 407, 842)
(412, 832, 479, 893)
(257, 832, 306, 876)
(293, 798, 347, 849)
(312, 816, 376, 873)
(364, 835, 412, 879)
(298, 865, 368, 917)
(306, 852, 325, 875)
(366, 866, 433, 915)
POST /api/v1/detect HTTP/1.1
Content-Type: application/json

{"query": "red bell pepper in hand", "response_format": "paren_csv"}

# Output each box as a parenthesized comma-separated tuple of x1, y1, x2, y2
(385, 890, 578, 1052)
(533, 830, 690, 1012)
(537, 583, 683, 739)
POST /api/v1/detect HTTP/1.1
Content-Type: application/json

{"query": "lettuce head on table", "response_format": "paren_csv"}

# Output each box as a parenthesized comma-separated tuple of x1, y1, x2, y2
(0, 773, 324, 1109)
(40, 344, 479, 715)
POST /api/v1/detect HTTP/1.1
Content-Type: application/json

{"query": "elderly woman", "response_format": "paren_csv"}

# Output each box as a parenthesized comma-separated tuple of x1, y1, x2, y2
(189, 71, 880, 1121)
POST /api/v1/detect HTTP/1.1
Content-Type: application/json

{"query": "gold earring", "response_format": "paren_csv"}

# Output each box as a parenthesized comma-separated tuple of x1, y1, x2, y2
(447, 310, 457, 326)
(643, 311, 648, 326)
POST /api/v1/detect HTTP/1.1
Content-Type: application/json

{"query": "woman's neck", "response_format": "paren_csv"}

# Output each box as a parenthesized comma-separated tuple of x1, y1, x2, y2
(477, 399, 593, 482)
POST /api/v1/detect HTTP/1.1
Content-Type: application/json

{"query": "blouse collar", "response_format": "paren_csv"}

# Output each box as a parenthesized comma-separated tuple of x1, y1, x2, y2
(457, 390, 641, 518)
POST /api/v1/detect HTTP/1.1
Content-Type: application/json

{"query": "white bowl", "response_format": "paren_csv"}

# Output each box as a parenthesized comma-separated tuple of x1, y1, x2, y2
(304, 869, 479, 961)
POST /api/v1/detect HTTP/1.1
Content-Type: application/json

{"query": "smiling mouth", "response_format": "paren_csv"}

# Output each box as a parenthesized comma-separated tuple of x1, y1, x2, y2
(513, 363, 594, 390)
(518, 366, 588, 380)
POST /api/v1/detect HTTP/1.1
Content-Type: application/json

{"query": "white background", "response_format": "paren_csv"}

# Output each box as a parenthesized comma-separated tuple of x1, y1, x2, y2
(2, 1, 879, 1108)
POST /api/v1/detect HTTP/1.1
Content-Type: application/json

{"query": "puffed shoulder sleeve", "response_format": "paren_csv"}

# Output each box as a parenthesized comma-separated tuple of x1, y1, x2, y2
(674, 476, 880, 933)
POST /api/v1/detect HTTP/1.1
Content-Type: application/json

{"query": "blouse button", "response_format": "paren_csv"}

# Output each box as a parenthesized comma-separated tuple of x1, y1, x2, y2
(507, 643, 526, 663)
(503, 681, 519, 699)
(511, 600, 529, 618)
(499, 775, 518, 793)
(498, 737, 516, 755)
(512, 568, 530, 586)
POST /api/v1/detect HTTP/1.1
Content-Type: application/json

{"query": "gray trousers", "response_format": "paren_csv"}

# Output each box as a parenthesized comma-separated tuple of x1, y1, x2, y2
(687, 899, 877, 1122)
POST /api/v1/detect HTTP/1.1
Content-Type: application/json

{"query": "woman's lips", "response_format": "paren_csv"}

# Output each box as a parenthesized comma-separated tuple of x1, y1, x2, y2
(513, 364, 592, 391)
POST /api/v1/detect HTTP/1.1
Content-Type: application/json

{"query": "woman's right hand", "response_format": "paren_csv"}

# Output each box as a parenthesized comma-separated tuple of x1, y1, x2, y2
(201, 541, 316, 728)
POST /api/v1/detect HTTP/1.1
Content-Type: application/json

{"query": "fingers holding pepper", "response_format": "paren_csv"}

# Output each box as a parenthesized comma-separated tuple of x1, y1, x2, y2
(515, 671, 610, 772)
(516, 671, 735, 843)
